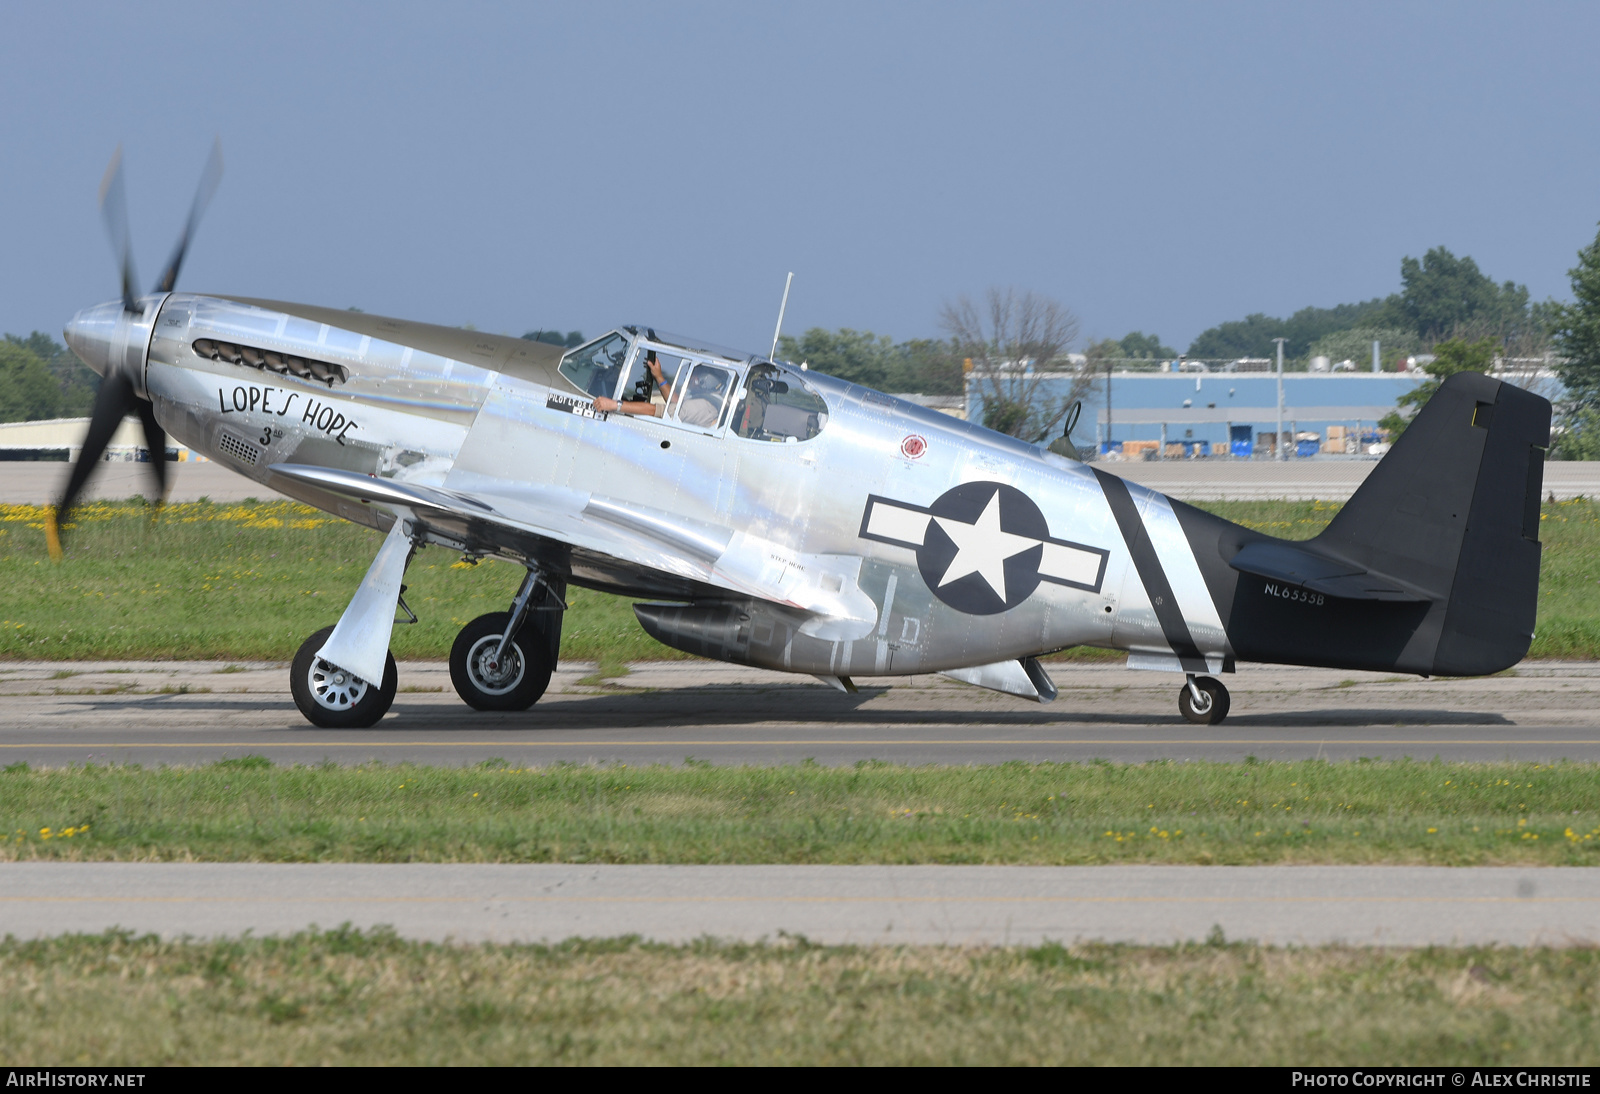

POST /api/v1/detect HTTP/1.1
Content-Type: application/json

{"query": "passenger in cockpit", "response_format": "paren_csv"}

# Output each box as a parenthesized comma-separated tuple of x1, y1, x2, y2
(676, 366, 731, 428)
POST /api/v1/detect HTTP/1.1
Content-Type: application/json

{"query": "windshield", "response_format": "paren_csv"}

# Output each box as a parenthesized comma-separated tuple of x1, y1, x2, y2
(732, 363, 828, 442)
(559, 332, 632, 398)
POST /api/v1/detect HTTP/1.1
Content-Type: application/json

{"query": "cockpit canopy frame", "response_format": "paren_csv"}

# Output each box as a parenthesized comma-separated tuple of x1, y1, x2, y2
(558, 327, 830, 442)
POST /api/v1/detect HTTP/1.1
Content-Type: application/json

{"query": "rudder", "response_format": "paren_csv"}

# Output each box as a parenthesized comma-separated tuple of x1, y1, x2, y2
(1433, 380, 1550, 674)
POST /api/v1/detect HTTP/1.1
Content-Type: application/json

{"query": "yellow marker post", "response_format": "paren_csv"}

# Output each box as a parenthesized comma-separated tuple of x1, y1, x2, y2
(44, 508, 62, 562)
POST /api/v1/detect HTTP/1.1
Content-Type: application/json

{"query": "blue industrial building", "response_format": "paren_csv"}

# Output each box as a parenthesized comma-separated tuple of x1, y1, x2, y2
(967, 367, 1430, 457)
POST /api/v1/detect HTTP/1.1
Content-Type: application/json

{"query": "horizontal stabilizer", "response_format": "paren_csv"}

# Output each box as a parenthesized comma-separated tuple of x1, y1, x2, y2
(1227, 541, 1424, 602)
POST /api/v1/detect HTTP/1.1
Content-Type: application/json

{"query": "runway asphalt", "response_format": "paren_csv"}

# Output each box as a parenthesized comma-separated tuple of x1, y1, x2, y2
(7, 662, 1598, 947)
(3, 659, 1600, 766)
(2, 863, 1594, 946)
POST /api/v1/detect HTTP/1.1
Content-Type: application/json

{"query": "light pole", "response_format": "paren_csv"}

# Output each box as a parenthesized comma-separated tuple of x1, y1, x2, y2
(1273, 337, 1287, 460)
(1105, 356, 1113, 452)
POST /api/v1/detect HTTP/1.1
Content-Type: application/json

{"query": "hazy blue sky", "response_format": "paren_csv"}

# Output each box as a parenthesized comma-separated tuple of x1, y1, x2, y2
(3, 1, 1597, 354)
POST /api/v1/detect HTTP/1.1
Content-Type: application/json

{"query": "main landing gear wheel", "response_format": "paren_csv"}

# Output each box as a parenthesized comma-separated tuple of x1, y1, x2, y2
(290, 625, 398, 729)
(1179, 675, 1230, 725)
(450, 611, 553, 711)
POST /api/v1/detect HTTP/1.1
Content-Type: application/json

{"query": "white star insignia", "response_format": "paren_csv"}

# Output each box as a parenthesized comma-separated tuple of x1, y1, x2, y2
(933, 491, 1040, 603)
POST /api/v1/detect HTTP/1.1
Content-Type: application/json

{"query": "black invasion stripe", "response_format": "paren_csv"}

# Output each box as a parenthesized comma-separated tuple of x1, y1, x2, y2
(1092, 468, 1208, 672)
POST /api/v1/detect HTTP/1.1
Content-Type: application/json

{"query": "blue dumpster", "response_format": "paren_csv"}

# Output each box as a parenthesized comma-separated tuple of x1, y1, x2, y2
(1229, 425, 1252, 457)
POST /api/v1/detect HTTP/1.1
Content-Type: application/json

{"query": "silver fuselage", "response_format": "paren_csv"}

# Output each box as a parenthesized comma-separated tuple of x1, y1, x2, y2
(64, 292, 1232, 679)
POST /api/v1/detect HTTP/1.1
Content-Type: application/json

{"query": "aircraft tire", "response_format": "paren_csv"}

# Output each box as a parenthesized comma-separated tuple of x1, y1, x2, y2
(450, 612, 552, 712)
(1178, 677, 1230, 725)
(289, 625, 398, 729)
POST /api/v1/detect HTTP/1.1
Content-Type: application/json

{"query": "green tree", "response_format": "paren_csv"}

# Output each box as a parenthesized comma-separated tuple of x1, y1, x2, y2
(1308, 327, 1420, 370)
(1186, 249, 1535, 363)
(1186, 312, 1286, 359)
(1118, 331, 1175, 359)
(779, 328, 900, 389)
(776, 329, 961, 394)
(1186, 300, 1389, 360)
(894, 338, 963, 395)
(1378, 337, 1496, 438)
(0, 341, 64, 422)
(1549, 406, 1600, 460)
(1083, 338, 1120, 362)
(522, 330, 584, 348)
(1551, 223, 1600, 408)
(1395, 246, 1531, 342)
(4, 332, 98, 418)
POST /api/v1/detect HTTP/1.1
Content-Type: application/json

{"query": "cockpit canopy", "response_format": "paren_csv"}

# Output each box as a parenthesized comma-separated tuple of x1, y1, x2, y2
(558, 328, 828, 442)
(730, 362, 827, 443)
(559, 332, 631, 398)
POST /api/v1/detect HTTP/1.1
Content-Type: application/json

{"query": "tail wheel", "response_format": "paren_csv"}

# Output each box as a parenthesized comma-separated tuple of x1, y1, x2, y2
(289, 625, 398, 729)
(1179, 676, 1230, 725)
(450, 611, 552, 711)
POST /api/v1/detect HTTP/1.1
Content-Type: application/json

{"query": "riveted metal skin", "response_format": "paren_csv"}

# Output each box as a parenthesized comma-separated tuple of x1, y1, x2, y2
(63, 290, 1552, 713)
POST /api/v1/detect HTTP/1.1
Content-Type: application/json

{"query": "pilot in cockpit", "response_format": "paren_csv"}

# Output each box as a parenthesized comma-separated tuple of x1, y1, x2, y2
(595, 355, 731, 429)
(594, 350, 672, 417)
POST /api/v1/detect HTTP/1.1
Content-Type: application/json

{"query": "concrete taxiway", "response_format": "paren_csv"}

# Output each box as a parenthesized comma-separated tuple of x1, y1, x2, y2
(1110, 457, 1600, 501)
(1, 864, 1594, 947)
(2, 660, 1599, 766)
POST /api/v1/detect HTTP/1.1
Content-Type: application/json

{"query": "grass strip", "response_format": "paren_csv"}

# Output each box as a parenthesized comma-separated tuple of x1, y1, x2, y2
(4, 497, 1600, 661)
(1, 928, 1594, 1065)
(0, 499, 662, 663)
(4, 758, 1598, 865)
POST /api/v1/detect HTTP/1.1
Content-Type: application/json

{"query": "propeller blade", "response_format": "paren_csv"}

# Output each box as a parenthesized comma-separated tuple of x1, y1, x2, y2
(133, 396, 169, 504)
(49, 370, 138, 559)
(97, 146, 140, 314)
(151, 137, 223, 294)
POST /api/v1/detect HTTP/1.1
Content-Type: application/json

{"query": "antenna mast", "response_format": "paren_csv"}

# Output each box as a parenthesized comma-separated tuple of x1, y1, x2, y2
(768, 272, 794, 362)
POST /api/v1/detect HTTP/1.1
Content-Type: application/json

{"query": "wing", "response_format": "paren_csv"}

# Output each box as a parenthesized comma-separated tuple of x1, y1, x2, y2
(268, 463, 880, 640)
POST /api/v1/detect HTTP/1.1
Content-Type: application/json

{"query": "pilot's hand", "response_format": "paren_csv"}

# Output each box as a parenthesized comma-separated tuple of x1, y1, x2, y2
(594, 396, 618, 412)
(648, 359, 665, 381)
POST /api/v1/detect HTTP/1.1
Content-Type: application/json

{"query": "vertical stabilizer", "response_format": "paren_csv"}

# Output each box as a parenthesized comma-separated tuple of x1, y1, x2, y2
(1169, 372, 1551, 677)
(1315, 372, 1550, 674)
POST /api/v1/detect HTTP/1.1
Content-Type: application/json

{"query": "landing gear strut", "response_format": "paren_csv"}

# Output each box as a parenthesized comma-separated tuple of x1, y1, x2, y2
(290, 625, 398, 728)
(288, 519, 417, 729)
(450, 566, 566, 711)
(1179, 674, 1230, 725)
